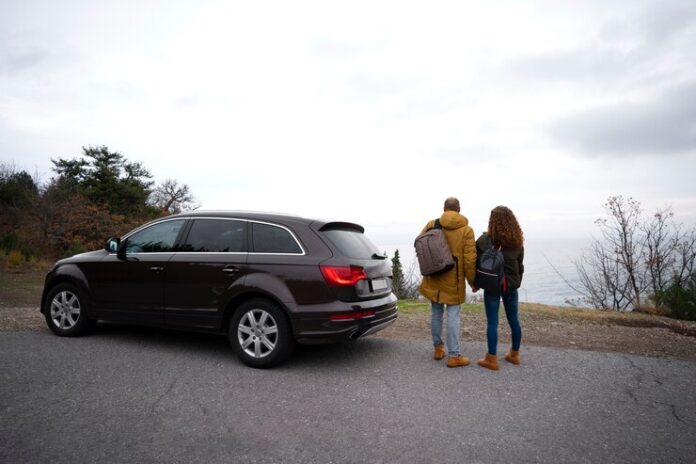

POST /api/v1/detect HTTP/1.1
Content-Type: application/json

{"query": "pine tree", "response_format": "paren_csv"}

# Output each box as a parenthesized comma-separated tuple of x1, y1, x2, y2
(391, 249, 407, 299)
(51, 146, 156, 216)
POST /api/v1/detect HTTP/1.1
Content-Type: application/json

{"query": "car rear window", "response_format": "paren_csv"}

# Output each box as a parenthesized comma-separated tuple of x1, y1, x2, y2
(321, 229, 380, 259)
(252, 222, 302, 254)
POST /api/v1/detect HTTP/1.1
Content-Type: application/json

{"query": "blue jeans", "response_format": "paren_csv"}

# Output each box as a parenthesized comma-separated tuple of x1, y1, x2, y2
(431, 302, 461, 356)
(483, 288, 522, 355)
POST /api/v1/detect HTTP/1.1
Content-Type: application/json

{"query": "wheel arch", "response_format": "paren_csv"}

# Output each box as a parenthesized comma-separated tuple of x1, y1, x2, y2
(222, 291, 295, 335)
(41, 266, 91, 316)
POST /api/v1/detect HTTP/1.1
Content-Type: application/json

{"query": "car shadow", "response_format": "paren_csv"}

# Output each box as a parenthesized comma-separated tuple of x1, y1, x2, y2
(284, 337, 395, 370)
(93, 322, 231, 357)
(87, 322, 398, 369)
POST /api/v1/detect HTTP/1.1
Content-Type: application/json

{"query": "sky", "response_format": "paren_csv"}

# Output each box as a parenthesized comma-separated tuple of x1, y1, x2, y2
(2, 0, 696, 260)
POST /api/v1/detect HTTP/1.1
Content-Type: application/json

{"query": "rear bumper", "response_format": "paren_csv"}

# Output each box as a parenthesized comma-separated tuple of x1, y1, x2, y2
(292, 293, 398, 344)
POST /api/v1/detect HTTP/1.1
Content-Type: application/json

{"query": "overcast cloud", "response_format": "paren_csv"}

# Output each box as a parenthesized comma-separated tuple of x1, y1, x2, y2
(1, 0, 696, 261)
(552, 79, 696, 156)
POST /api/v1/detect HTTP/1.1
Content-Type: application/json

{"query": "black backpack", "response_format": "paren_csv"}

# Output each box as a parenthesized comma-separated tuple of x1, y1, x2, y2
(475, 235, 507, 292)
(414, 219, 455, 276)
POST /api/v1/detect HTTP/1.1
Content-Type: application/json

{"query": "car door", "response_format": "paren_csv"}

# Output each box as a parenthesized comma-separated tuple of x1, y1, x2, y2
(164, 218, 248, 330)
(89, 218, 187, 325)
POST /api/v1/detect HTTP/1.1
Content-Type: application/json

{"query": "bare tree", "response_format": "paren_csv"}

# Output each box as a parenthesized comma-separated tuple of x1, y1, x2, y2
(575, 241, 633, 310)
(641, 207, 680, 297)
(575, 196, 696, 311)
(674, 229, 696, 286)
(598, 196, 646, 307)
(150, 179, 199, 214)
(402, 257, 422, 299)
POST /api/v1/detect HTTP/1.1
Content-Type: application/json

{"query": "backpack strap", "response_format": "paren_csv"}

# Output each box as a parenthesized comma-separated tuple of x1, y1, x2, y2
(433, 218, 442, 230)
(485, 232, 500, 250)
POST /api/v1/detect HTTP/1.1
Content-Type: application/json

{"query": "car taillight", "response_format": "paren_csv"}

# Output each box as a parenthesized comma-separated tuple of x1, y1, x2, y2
(320, 265, 367, 286)
(329, 310, 375, 321)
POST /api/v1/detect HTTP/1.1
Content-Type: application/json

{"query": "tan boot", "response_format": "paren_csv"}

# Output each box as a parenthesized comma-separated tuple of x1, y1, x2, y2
(478, 353, 499, 371)
(434, 344, 446, 361)
(446, 355, 470, 368)
(505, 349, 520, 365)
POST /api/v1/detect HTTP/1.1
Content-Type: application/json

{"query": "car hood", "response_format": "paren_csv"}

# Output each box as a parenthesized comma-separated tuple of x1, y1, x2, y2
(57, 249, 107, 265)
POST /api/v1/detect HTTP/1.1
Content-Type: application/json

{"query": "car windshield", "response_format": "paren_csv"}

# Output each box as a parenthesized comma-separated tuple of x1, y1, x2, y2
(321, 229, 380, 259)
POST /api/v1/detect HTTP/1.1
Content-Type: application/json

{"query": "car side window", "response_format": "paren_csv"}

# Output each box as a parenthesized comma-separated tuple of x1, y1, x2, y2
(180, 219, 246, 252)
(125, 220, 185, 253)
(252, 223, 302, 254)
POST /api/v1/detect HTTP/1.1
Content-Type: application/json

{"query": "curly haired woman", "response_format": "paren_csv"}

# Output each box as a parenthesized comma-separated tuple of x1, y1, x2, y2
(475, 206, 524, 370)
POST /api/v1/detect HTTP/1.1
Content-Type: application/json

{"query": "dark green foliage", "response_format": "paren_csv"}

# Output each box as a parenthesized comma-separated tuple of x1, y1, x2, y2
(1, 146, 194, 259)
(61, 241, 88, 259)
(0, 166, 38, 212)
(0, 234, 36, 260)
(656, 274, 696, 321)
(51, 146, 157, 216)
(0, 167, 39, 258)
(391, 249, 407, 299)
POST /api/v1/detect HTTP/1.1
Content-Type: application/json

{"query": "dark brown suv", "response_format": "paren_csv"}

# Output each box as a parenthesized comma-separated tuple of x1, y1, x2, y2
(41, 211, 397, 367)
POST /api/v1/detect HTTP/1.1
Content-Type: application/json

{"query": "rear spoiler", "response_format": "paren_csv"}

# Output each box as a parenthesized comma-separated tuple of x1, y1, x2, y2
(316, 221, 365, 234)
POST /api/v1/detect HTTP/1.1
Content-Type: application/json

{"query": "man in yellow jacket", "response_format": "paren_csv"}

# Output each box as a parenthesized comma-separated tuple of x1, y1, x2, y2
(418, 197, 477, 368)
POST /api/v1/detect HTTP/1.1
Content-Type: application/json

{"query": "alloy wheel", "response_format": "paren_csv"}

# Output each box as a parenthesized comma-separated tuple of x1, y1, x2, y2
(50, 290, 81, 330)
(237, 309, 278, 358)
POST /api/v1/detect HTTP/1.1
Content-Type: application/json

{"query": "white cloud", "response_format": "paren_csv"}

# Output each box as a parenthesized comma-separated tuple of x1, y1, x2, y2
(1, 0, 695, 255)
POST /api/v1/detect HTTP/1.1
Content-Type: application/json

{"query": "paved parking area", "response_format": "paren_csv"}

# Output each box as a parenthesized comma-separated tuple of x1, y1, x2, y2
(1, 326, 695, 463)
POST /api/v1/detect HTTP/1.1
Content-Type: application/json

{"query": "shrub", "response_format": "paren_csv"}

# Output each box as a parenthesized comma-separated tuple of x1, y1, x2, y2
(62, 241, 88, 258)
(7, 249, 24, 267)
(633, 305, 671, 317)
(656, 274, 696, 321)
(0, 234, 36, 261)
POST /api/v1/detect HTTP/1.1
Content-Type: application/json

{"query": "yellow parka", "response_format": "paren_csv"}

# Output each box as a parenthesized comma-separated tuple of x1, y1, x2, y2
(418, 210, 477, 304)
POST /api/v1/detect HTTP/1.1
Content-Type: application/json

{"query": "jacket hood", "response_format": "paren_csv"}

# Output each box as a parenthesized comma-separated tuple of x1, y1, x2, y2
(439, 210, 469, 230)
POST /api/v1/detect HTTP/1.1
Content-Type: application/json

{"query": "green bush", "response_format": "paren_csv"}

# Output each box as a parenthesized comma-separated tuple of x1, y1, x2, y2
(61, 241, 88, 258)
(0, 234, 36, 260)
(657, 274, 696, 321)
(7, 249, 24, 267)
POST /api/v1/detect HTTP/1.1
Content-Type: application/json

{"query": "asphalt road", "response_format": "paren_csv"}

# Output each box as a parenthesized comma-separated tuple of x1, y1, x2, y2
(1, 326, 695, 464)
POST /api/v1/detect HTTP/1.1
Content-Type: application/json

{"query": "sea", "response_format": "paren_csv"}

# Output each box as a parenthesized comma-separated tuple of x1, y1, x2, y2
(391, 237, 588, 307)
(517, 238, 587, 306)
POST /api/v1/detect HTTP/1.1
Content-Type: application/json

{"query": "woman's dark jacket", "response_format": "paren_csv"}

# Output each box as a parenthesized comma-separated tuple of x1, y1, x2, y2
(475, 233, 524, 290)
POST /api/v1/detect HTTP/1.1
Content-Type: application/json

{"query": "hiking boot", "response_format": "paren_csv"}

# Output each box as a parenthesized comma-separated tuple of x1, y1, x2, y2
(505, 349, 520, 365)
(477, 353, 499, 371)
(446, 355, 470, 368)
(434, 344, 446, 360)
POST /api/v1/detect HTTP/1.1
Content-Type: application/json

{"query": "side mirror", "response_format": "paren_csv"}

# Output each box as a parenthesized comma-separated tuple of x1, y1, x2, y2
(105, 238, 120, 253)
(106, 237, 128, 260)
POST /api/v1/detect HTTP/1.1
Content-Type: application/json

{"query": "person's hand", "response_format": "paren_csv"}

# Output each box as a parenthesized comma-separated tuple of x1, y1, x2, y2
(471, 285, 479, 293)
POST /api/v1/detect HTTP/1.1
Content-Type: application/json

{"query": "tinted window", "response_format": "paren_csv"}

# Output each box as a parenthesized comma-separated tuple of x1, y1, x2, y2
(252, 223, 302, 254)
(322, 229, 380, 259)
(126, 220, 185, 253)
(181, 219, 246, 252)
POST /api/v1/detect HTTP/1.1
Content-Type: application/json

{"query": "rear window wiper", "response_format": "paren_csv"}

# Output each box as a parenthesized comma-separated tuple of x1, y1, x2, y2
(371, 253, 388, 260)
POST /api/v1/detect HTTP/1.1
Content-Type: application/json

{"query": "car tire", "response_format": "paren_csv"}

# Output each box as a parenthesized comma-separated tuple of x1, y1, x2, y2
(44, 283, 97, 337)
(229, 298, 294, 368)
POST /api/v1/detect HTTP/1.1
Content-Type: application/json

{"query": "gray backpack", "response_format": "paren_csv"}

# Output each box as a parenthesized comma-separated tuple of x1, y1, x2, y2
(414, 219, 455, 276)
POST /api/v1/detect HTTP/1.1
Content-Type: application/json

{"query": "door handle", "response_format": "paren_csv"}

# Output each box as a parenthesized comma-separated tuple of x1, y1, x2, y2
(150, 266, 164, 273)
(222, 265, 240, 274)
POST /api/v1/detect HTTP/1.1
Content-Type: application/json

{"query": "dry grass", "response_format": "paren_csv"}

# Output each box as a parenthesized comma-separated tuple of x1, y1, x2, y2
(377, 300, 696, 360)
(0, 260, 53, 331)
(2, 265, 696, 360)
(0, 259, 52, 308)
